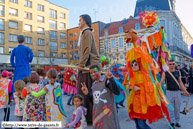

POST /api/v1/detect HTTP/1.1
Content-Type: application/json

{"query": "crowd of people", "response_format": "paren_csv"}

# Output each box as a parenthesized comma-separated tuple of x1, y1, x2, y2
(0, 14, 192, 129)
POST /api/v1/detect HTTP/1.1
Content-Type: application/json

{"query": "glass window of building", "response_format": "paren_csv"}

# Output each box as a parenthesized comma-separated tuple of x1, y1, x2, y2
(135, 23, 140, 30)
(62, 53, 66, 58)
(0, 46, 4, 54)
(69, 33, 73, 37)
(119, 27, 123, 33)
(24, 12, 32, 19)
(49, 31, 57, 40)
(37, 4, 44, 11)
(9, 47, 14, 53)
(37, 27, 44, 34)
(24, 24, 32, 31)
(24, 0, 32, 8)
(0, 19, 4, 30)
(38, 38, 44, 45)
(60, 22, 65, 28)
(75, 40, 78, 48)
(74, 51, 78, 59)
(105, 40, 108, 50)
(70, 52, 73, 60)
(60, 32, 66, 39)
(0, 0, 4, 3)
(160, 20, 165, 28)
(61, 43, 66, 49)
(9, 8, 18, 16)
(120, 55, 124, 59)
(50, 41, 57, 50)
(104, 30, 108, 36)
(49, 20, 57, 29)
(37, 16, 44, 22)
(38, 50, 44, 57)
(0, 32, 4, 44)
(0, 5, 4, 16)
(119, 38, 124, 48)
(60, 13, 65, 19)
(25, 37, 32, 44)
(9, 34, 17, 42)
(10, 0, 18, 3)
(9, 21, 18, 29)
(70, 41, 73, 49)
(111, 39, 116, 49)
(50, 9, 57, 19)
(74, 32, 78, 36)
(51, 52, 57, 57)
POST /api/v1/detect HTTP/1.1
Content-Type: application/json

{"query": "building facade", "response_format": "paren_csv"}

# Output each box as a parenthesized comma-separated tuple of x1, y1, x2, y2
(67, 21, 105, 64)
(134, 0, 193, 66)
(99, 18, 145, 64)
(0, 0, 68, 72)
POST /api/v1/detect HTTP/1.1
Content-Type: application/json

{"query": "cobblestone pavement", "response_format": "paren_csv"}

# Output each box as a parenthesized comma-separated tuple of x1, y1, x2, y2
(1, 94, 193, 129)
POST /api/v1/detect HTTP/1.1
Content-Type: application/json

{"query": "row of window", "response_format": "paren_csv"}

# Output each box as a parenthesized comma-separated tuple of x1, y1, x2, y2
(104, 24, 141, 36)
(0, 46, 67, 58)
(0, 18, 65, 31)
(69, 40, 78, 49)
(0, 32, 67, 47)
(104, 38, 125, 49)
(70, 51, 79, 60)
(0, 3, 66, 19)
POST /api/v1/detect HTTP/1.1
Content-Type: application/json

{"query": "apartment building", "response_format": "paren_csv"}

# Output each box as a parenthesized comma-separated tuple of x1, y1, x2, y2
(0, 0, 68, 71)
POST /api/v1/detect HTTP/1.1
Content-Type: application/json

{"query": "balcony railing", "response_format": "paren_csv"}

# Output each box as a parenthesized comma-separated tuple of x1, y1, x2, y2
(170, 46, 191, 56)
(50, 46, 58, 51)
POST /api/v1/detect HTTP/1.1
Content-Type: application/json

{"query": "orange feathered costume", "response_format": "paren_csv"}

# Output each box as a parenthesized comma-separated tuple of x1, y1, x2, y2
(124, 30, 171, 124)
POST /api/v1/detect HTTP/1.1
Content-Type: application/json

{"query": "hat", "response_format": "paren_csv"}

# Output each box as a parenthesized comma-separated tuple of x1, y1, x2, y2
(17, 35, 25, 43)
(80, 14, 92, 27)
(2, 70, 8, 77)
(8, 72, 13, 76)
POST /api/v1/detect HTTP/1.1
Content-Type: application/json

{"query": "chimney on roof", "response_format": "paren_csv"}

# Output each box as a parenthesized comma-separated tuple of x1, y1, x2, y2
(129, 16, 133, 19)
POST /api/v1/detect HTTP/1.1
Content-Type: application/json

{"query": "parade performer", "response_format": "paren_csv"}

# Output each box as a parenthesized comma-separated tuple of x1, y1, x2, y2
(27, 69, 67, 126)
(81, 65, 120, 129)
(10, 35, 33, 93)
(65, 94, 87, 129)
(63, 68, 78, 105)
(124, 28, 171, 129)
(77, 14, 101, 123)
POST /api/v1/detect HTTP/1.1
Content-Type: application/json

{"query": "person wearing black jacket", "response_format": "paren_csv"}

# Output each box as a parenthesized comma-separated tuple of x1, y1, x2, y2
(188, 65, 193, 93)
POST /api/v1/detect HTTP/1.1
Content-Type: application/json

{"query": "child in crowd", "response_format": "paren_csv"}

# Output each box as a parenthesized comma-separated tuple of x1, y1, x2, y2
(81, 65, 121, 129)
(0, 70, 13, 123)
(14, 80, 26, 122)
(23, 77, 29, 86)
(36, 68, 48, 87)
(22, 72, 44, 121)
(65, 94, 87, 129)
(27, 69, 67, 126)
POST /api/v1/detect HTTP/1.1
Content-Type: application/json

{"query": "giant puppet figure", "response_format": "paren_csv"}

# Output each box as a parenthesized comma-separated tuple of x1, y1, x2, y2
(10, 35, 33, 93)
(123, 11, 174, 129)
(77, 14, 101, 122)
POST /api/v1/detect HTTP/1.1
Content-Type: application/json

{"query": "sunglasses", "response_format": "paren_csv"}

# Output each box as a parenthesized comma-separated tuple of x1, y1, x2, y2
(169, 63, 175, 65)
(131, 63, 138, 67)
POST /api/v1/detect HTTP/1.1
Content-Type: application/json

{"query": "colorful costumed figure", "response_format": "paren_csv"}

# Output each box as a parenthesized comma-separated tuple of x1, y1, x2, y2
(63, 67, 78, 104)
(124, 29, 172, 129)
(110, 63, 127, 108)
(10, 35, 33, 93)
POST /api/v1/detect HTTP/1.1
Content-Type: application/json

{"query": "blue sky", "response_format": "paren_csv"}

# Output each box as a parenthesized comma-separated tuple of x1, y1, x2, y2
(48, 0, 193, 37)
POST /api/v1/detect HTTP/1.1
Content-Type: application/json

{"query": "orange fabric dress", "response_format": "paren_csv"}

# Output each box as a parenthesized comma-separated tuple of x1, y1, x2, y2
(127, 71, 170, 124)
